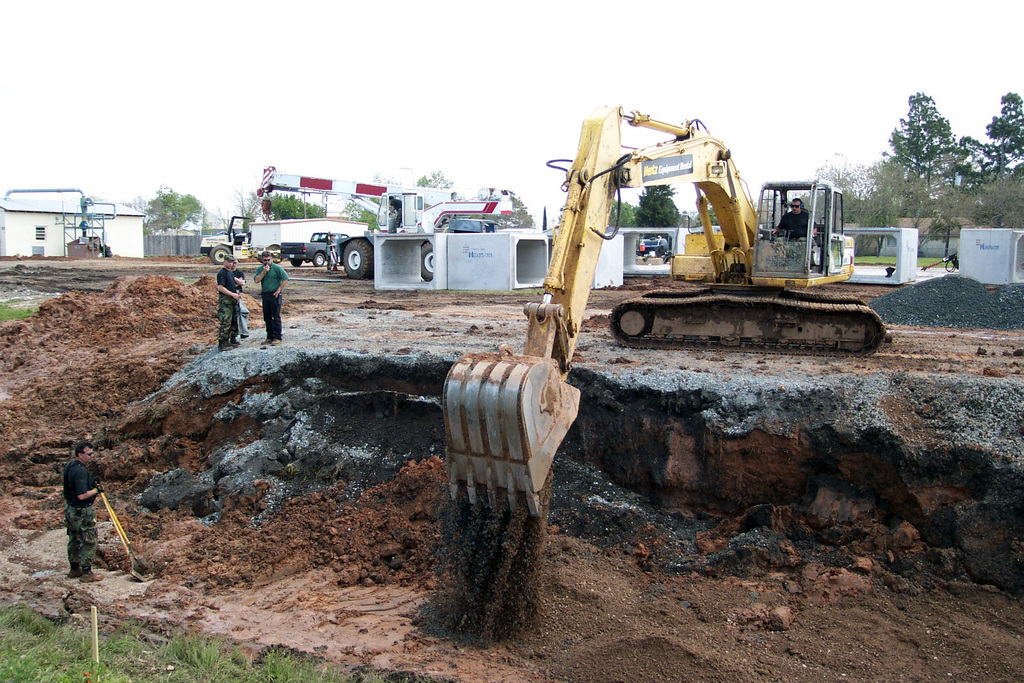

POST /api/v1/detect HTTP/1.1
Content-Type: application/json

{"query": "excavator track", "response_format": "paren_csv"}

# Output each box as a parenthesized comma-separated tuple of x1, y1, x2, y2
(610, 287, 886, 356)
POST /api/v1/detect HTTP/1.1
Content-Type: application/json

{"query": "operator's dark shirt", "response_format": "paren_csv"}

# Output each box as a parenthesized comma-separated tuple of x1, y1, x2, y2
(778, 210, 810, 240)
(62, 460, 96, 508)
(217, 267, 239, 295)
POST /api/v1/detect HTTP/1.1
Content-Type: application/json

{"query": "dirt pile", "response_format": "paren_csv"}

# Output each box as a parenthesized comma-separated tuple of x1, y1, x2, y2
(0, 275, 227, 448)
(150, 457, 447, 591)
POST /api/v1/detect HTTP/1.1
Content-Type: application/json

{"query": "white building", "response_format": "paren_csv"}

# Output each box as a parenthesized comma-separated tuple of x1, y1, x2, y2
(0, 196, 145, 258)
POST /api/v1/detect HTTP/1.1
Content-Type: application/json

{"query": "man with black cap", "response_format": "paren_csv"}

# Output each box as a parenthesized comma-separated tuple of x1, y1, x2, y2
(215, 256, 242, 351)
(63, 441, 102, 581)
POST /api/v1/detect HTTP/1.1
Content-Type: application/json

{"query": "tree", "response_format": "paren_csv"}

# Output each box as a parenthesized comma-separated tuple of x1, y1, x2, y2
(233, 189, 261, 225)
(609, 199, 637, 228)
(970, 175, 1024, 227)
(340, 202, 380, 231)
(268, 194, 326, 220)
(815, 155, 872, 225)
(145, 186, 204, 232)
(964, 92, 1024, 182)
(493, 193, 535, 229)
(417, 171, 455, 189)
(888, 93, 956, 184)
(634, 185, 680, 227)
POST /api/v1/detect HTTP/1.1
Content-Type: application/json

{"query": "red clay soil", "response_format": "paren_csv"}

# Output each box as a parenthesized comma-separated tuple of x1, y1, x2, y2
(0, 267, 1022, 682)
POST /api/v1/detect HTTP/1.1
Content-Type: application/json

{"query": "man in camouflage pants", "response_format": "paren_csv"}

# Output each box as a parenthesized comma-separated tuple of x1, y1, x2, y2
(63, 441, 103, 581)
(215, 256, 242, 351)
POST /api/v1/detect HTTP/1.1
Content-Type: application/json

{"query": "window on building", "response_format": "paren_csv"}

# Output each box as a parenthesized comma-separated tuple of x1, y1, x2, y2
(35, 226, 46, 240)
(31, 246, 45, 256)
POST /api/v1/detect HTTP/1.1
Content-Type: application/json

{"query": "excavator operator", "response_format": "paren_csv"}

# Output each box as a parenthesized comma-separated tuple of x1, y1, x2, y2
(773, 198, 809, 240)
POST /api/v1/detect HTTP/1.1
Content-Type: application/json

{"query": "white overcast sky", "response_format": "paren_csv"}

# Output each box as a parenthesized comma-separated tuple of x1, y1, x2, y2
(2, 1, 1021, 226)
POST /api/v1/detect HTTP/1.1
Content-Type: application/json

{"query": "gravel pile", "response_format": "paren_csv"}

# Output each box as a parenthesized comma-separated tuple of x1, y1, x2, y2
(870, 275, 1024, 329)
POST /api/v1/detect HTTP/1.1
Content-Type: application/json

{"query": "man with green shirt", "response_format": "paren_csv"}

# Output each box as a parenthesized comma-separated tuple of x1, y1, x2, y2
(254, 251, 289, 345)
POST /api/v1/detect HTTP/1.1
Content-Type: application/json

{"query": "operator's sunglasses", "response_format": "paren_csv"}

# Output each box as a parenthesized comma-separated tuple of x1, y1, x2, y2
(791, 203, 801, 208)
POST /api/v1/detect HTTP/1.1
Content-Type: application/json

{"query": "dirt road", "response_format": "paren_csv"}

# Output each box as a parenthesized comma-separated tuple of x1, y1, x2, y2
(1, 256, 1022, 682)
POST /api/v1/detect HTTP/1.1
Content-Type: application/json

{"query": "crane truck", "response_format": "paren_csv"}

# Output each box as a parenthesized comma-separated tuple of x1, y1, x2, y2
(257, 167, 513, 279)
(442, 106, 886, 518)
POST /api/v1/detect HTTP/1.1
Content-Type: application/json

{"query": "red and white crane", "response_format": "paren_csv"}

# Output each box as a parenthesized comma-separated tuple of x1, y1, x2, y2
(257, 166, 512, 234)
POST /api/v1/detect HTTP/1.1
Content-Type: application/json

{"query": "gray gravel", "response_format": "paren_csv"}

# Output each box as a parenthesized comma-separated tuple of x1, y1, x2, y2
(871, 275, 1024, 329)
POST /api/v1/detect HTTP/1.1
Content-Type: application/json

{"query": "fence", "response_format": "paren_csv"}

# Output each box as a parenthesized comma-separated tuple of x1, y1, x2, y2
(144, 234, 201, 257)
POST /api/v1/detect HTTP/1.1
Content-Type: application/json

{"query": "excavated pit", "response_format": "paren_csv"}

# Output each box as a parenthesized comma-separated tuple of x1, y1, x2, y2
(123, 348, 1024, 600)
(4, 269, 1024, 678)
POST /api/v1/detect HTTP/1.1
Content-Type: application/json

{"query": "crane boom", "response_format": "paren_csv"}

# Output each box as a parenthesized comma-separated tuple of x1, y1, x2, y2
(257, 167, 512, 233)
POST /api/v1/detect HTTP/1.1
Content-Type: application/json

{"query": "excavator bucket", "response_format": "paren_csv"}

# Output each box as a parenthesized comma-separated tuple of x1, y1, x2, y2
(444, 348, 580, 517)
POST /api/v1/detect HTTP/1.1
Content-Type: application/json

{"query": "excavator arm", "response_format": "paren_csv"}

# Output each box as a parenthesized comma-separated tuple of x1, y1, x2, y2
(618, 111, 759, 284)
(443, 106, 625, 516)
(443, 106, 878, 518)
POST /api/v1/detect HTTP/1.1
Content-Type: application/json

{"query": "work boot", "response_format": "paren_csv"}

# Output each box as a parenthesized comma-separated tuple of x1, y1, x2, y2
(79, 570, 102, 583)
(67, 566, 83, 579)
(229, 338, 241, 346)
(218, 342, 231, 351)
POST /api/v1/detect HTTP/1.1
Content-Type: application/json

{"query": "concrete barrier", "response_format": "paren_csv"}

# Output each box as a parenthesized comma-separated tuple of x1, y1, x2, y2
(593, 234, 624, 289)
(960, 228, 1024, 285)
(618, 227, 678, 276)
(846, 228, 919, 285)
(446, 231, 548, 291)
(374, 233, 447, 290)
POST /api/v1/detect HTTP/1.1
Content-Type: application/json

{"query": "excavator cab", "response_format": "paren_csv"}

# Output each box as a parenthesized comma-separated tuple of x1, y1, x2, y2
(751, 181, 851, 283)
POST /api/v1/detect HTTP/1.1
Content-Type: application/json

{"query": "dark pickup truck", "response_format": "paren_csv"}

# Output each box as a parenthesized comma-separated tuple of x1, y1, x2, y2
(280, 232, 345, 268)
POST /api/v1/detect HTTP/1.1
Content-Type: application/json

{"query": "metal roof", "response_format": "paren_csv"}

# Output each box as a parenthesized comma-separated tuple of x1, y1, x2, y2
(0, 197, 145, 217)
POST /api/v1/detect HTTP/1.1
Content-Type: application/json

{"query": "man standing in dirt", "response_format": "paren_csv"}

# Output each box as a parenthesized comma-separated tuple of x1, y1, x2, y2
(62, 441, 102, 582)
(254, 250, 288, 346)
(215, 256, 242, 351)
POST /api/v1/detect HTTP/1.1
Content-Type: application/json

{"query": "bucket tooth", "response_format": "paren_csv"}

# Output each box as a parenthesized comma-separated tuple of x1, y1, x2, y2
(466, 466, 477, 505)
(444, 351, 580, 517)
(486, 465, 498, 508)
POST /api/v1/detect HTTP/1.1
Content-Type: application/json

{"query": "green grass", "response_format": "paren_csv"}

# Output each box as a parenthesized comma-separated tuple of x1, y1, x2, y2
(0, 606, 424, 683)
(853, 256, 944, 268)
(0, 301, 36, 321)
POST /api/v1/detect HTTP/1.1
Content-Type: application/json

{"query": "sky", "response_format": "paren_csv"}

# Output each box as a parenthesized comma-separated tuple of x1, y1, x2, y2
(2, 1, 1022, 228)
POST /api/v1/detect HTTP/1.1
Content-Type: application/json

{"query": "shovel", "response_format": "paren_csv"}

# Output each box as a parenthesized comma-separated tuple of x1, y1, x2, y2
(99, 492, 146, 581)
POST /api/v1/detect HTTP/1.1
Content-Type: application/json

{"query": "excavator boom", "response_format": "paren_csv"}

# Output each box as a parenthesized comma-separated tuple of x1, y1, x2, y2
(443, 106, 884, 516)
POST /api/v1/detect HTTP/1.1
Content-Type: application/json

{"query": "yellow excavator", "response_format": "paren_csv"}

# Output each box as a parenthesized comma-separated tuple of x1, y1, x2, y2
(443, 106, 885, 516)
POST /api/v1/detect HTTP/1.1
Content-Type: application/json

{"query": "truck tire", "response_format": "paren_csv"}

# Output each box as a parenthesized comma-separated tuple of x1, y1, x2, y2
(313, 251, 327, 268)
(343, 239, 374, 279)
(289, 259, 304, 268)
(210, 246, 230, 264)
(420, 242, 434, 282)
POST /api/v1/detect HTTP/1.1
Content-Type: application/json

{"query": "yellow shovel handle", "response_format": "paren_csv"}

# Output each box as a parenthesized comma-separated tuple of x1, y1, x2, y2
(100, 492, 133, 555)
